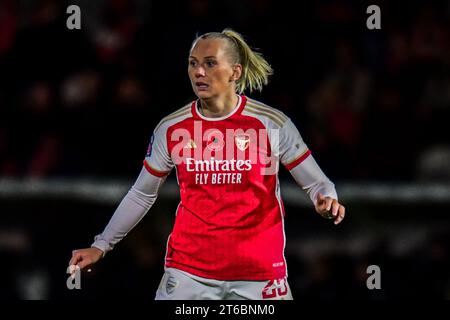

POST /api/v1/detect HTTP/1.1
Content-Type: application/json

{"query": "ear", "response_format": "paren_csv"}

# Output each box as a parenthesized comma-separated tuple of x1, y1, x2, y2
(230, 64, 242, 82)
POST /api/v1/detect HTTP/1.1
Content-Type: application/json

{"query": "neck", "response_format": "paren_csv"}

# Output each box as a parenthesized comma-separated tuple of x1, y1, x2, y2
(199, 92, 239, 118)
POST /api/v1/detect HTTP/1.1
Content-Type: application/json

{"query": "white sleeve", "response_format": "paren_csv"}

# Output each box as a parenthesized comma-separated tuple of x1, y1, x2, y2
(143, 122, 174, 177)
(91, 167, 166, 255)
(278, 119, 311, 170)
(289, 152, 338, 206)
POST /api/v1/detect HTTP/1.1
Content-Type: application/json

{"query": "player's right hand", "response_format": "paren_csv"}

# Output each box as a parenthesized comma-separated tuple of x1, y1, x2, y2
(69, 247, 104, 272)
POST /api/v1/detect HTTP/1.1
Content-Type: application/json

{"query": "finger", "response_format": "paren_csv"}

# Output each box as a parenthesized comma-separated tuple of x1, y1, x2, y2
(68, 264, 80, 280)
(334, 205, 345, 225)
(77, 257, 92, 270)
(325, 197, 333, 211)
(331, 200, 339, 217)
(69, 252, 81, 266)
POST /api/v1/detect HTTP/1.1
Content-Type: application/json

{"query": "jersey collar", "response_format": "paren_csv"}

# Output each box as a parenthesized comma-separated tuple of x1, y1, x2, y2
(192, 95, 247, 121)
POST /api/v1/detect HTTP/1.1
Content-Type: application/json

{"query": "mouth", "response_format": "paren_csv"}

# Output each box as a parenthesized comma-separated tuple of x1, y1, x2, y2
(195, 82, 209, 91)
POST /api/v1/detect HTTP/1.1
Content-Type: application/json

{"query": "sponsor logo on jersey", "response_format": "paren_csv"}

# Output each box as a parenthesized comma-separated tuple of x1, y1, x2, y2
(186, 158, 252, 172)
(169, 122, 280, 175)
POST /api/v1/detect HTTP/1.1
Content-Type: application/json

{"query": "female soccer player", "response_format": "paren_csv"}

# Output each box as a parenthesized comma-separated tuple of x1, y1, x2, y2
(69, 29, 345, 300)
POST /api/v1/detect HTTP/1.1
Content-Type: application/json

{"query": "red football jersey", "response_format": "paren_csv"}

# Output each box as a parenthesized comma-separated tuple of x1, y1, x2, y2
(144, 95, 311, 280)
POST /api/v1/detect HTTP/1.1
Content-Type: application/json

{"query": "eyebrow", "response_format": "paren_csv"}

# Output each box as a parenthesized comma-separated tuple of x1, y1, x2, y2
(189, 56, 217, 59)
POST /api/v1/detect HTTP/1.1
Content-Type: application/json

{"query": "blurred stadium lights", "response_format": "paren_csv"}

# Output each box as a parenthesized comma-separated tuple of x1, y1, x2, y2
(1, 178, 450, 206)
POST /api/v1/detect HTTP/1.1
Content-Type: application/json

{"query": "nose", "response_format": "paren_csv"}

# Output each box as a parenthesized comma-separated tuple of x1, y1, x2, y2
(195, 66, 206, 78)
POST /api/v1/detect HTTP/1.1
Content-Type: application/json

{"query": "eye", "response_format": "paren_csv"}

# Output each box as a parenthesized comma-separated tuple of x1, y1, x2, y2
(189, 60, 197, 67)
(206, 60, 217, 68)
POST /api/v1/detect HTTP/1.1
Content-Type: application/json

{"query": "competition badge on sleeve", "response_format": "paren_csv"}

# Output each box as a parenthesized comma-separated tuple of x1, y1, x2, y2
(146, 134, 154, 157)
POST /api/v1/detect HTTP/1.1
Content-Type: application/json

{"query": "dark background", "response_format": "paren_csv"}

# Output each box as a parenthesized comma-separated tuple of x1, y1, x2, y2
(0, 0, 449, 299)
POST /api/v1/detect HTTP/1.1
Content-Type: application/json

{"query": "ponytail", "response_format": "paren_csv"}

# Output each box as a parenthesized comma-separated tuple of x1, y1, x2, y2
(193, 29, 273, 94)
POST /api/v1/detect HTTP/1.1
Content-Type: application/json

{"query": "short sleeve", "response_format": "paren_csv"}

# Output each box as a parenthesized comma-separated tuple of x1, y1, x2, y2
(279, 119, 311, 170)
(143, 123, 174, 177)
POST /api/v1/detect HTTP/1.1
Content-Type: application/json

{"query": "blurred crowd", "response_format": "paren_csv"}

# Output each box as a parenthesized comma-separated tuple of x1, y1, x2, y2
(0, 0, 449, 181)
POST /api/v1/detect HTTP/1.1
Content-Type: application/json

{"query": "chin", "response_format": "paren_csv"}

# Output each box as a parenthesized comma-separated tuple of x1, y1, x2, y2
(195, 90, 213, 99)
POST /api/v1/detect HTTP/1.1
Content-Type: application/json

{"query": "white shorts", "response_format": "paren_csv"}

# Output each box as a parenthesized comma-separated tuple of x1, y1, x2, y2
(155, 267, 293, 300)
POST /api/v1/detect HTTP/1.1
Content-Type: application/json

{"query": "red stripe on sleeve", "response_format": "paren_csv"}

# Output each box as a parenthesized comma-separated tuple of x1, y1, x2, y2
(284, 149, 311, 170)
(143, 160, 169, 177)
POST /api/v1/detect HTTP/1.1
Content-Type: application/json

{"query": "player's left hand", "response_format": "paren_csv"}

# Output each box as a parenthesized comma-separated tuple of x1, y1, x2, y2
(315, 193, 345, 225)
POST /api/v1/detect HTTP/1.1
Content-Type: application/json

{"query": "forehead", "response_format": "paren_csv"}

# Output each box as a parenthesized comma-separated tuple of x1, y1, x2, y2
(190, 38, 229, 59)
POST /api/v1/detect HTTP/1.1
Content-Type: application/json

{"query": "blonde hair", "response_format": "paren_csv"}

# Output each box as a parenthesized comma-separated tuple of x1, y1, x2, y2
(192, 29, 273, 94)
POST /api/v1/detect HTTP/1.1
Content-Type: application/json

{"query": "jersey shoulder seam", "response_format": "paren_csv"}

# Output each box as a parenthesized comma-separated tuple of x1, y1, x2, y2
(244, 100, 288, 128)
